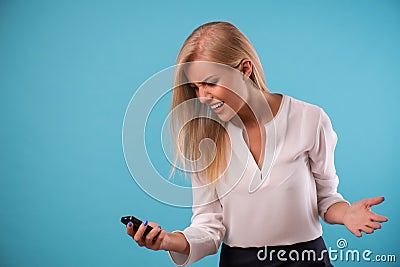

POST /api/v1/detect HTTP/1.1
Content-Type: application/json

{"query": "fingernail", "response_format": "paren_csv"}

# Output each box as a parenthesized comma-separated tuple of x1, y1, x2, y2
(158, 225, 162, 229)
(143, 220, 148, 226)
(127, 222, 132, 227)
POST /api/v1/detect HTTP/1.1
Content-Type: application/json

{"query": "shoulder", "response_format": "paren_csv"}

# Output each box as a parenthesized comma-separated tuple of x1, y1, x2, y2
(286, 95, 322, 113)
(284, 94, 325, 121)
(284, 95, 337, 137)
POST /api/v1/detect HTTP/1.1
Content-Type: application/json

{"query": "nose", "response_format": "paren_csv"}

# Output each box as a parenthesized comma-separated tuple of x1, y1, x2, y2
(197, 85, 213, 104)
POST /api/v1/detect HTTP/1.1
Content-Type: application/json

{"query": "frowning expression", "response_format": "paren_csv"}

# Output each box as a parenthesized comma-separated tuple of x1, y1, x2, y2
(183, 61, 248, 122)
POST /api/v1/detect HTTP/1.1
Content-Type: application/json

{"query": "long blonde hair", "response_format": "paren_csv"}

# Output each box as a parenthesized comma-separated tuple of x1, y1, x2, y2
(170, 21, 268, 184)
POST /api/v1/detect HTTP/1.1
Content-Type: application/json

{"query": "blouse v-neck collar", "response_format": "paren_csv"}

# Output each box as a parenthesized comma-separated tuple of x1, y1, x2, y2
(227, 94, 287, 192)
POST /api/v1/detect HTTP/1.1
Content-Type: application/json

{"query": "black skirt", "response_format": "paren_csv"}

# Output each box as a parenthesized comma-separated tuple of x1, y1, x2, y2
(219, 236, 333, 267)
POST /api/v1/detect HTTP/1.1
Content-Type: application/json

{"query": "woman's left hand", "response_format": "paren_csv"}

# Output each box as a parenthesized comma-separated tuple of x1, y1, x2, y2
(343, 196, 388, 237)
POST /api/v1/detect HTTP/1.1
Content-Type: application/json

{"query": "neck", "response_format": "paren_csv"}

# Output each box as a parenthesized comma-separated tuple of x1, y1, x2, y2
(232, 87, 274, 128)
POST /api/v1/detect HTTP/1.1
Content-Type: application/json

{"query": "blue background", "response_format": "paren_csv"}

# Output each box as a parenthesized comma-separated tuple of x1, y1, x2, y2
(1, 0, 399, 266)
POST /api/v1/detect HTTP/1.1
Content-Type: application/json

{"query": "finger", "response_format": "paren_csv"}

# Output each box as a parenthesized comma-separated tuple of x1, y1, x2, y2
(361, 226, 374, 234)
(365, 196, 385, 207)
(349, 227, 362, 237)
(126, 221, 135, 237)
(153, 229, 166, 250)
(133, 220, 148, 243)
(366, 221, 382, 230)
(145, 226, 163, 248)
(370, 212, 388, 222)
(145, 225, 161, 244)
(127, 222, 145, 247)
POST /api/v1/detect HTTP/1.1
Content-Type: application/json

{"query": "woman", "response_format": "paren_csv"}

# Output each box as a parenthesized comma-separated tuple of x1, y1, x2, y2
(126, 21, 387, 266)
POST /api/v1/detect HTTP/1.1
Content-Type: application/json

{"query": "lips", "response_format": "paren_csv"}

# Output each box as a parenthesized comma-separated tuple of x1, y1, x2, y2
(210, 101, 224, 110)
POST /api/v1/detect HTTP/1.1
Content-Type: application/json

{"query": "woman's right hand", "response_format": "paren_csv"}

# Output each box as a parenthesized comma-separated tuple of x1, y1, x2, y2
(126, 220, 190, 255)
(126, 220, 167, 251)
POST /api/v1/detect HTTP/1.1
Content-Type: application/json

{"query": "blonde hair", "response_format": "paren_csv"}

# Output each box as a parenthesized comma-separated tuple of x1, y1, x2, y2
(170, 21, 268, 184)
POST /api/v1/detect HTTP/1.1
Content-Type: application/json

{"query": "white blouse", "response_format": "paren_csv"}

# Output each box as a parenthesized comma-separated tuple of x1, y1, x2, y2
(168, 94, 348, 266)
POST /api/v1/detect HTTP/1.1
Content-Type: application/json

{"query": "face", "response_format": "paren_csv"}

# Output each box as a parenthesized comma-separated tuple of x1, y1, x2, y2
(183, 61, 249, 122)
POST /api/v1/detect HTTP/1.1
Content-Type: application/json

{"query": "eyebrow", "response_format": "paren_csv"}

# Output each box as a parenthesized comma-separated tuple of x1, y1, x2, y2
(189, 75, 216, 86)
(201, 75, 216, 82)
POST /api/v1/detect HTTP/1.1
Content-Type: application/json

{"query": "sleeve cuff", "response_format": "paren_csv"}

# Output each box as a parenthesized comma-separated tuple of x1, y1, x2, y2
(167, 231, 191, 266)
(320, 199, 350, 223)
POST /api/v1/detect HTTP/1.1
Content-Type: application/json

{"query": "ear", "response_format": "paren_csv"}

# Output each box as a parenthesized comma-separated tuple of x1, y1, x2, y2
(240, 59, 253, 80)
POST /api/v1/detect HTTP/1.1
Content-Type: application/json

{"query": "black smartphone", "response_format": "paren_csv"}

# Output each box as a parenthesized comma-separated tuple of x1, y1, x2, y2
(121, 215, 157, 241)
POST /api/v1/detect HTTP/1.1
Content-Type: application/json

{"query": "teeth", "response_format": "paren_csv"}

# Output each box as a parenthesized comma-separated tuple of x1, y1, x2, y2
(211, 101, 224, 109)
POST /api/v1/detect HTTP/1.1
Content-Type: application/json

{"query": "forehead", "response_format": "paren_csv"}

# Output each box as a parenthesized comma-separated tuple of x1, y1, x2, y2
(183, 61, 232, 83)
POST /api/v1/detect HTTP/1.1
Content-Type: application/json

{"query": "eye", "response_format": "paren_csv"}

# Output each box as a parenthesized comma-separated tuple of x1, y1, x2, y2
(188, 84, 199, 90)
(203, 80, 219, 87)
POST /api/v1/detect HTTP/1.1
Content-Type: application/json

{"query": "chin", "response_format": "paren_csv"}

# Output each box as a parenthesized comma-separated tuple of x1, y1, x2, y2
(216, 112, 234, 123)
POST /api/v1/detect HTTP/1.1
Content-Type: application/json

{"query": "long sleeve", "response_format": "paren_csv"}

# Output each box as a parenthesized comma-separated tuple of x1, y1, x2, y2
(168, 174, 226, 266)
(308, 108, 349, 222)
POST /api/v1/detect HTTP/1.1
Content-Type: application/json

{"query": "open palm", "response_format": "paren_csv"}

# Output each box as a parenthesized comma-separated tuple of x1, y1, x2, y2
(343, 197, 388, 237)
